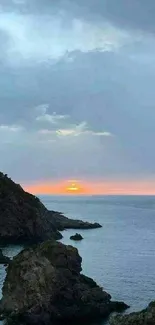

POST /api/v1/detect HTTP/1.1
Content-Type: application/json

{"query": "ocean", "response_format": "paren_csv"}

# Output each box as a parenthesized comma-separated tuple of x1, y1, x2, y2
(1, 195, 155, 323)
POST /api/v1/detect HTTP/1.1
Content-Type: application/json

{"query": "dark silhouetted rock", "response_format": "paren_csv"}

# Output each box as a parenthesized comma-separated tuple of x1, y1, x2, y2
(110, 301, 155, 325)
(0, 172, 102, 244)
(0, 249, 10, 264)
(49, 211, 102, 231)
(0, 240, 128, 324)
(70, 233, 83, 241)
(0, 172, 61, 243)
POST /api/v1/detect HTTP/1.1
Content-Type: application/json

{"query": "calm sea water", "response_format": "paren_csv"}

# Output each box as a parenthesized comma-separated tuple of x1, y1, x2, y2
(1, 195, 155, 323)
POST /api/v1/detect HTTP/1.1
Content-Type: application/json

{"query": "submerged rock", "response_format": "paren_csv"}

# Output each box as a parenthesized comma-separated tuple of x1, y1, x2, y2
(70, 233, 83, 241)
(0, 240, 128, 324)
(0, 249, 10, 264)
(0, 172, 102, 244)
(110, 301, 155, 325)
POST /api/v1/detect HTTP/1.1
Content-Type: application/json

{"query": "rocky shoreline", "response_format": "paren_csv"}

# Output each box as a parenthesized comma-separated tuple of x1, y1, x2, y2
(0, 172, 137, 324)
(0, 240, 128, 325)
(0, 172, 101, 244)
(110, 301, 155, 325)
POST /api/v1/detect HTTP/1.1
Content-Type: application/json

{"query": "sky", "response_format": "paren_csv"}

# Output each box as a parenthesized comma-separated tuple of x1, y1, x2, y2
(1, 0, 155, 194)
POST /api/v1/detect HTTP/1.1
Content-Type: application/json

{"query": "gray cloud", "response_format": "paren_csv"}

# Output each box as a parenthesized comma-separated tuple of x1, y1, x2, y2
(0, 10, 131, 67)
(0, 0, 155, 186)
(67, 0, 155, 33)
(2, 0, 155, 33)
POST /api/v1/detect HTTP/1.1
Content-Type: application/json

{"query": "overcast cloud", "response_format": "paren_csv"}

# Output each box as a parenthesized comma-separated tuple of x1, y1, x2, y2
(0, 0, 155, 185)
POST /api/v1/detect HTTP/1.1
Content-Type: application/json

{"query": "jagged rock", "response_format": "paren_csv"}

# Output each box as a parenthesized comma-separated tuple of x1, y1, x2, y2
(0, 172, 102, 244)
(0, 240, 128, 324)
(0, 249, 10, 264)
(110, 301, 155, 325)
(70, 233, 83, 241)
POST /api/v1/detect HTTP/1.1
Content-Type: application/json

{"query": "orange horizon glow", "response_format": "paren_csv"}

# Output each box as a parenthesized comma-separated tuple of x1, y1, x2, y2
(23, 179, 155, 196)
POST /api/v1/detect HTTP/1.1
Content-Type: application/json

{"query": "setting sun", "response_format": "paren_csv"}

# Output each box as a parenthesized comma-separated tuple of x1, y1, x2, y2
(66, 180, 83, 194)
(67, 183, 79, 192)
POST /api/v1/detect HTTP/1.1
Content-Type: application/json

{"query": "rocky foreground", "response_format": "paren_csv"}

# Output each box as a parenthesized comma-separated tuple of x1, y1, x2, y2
(0, 240, 128, 324)
(0, 172, 101, 244)
(0, 171, 129, 324)
(110, 301, 155, 325)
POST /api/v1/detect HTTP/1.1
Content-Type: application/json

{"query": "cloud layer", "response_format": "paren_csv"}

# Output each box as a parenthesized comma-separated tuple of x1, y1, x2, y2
(0, 0, 155, 188)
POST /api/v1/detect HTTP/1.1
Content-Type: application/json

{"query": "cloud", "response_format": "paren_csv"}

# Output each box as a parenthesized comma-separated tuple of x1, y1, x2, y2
(56, 121, 87, 137)
(35, 107, 112, 138)
(36, 110, 69, 124)
(88, 131, 112, 137)
(35, 104, 48, 116)
(0, 47, 155, 184)
(55, 121, 112, 137)
(5, 0, 155, 34)
(0, 124, 24, 145)
(12, 0, 26, 4)
(38, 119, 112, 138)
(0, 112, 112, 148)
(0, 0, 155, 185)
(56, 129, 76, 136)
(3, 0, 155, 35)
(38, 129, 55, 135)
(0, 8, 132, 66)
(0, 124, 23, 132)
(56, 128, 113, 137)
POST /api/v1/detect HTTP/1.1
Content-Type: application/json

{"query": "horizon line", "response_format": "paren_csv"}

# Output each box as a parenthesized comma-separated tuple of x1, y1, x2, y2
(23, 179, 155, 196)
(35, 193, 155, 197)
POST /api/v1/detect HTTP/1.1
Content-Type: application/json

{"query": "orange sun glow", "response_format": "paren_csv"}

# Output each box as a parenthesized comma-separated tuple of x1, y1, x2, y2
(23, 179, 155, 196)
(66, 182, 80, 192)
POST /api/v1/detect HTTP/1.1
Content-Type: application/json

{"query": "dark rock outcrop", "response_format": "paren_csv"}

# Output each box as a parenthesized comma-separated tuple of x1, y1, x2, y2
(70, 233, 83, 241)
(0, 172, 61, 243)
(0, 240, 128, 324)
(0, 249, 10, 264)
(48, 210, 102, 231)
(0, 172, 102, 244)
(110, 301, 155, 325)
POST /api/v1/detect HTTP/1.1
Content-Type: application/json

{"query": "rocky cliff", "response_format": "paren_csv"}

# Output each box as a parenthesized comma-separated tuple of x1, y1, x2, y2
(0, 240, 128, 324)
(0, 172, 101, 244)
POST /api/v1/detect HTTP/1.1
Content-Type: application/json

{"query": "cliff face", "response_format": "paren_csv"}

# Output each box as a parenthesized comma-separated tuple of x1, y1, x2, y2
(0, 172, 102, 244)
(0, 172, 61, 243)
(0, 240, 128, 324)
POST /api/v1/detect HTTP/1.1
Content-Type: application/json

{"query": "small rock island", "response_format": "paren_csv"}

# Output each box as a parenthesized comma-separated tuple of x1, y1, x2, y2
(70, 233, 83, 240)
